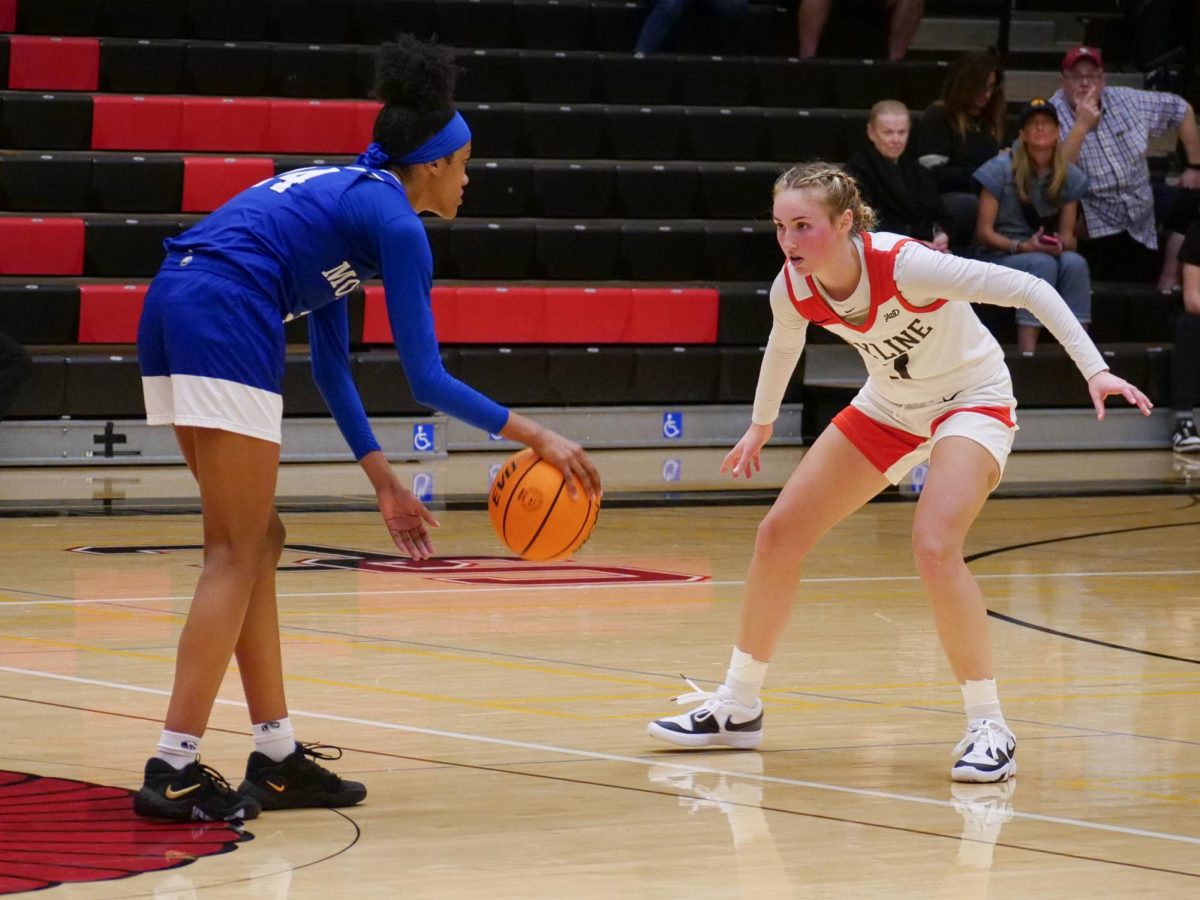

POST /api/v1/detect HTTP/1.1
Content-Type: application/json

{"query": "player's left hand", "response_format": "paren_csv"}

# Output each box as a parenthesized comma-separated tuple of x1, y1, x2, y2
(1088, 371, 1153, 420)
(377, 480, 440, 558)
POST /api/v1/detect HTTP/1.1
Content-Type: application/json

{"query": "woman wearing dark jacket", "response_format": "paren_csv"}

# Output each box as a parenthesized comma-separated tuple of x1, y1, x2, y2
(845, 100, 952, 251)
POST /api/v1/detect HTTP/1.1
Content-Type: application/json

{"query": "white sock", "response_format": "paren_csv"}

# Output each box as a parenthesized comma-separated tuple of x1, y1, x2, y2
(253, 717, 296, 762)
(961, 679, 1005, 727)
(155, 730, 201, 770)
(723, 647, 768, 707)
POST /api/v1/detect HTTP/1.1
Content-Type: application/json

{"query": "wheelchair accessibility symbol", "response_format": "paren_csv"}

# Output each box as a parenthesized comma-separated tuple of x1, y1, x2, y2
(412, 423, 435, 452)
(662, 412, 683, 439)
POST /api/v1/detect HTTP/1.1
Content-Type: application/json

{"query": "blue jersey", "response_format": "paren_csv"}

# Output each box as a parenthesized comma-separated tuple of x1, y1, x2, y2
(160, 165, 508, 458)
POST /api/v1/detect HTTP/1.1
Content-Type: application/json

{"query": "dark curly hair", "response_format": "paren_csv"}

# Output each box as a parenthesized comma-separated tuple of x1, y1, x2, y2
(371, 35, 461, 162)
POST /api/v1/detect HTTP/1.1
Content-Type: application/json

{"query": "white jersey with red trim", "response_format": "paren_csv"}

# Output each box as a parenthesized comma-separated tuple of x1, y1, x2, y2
(751, 232, 1109, 424)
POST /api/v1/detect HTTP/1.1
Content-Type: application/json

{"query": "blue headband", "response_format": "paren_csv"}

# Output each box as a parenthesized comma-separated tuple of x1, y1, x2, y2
(356, 111, 471, 169)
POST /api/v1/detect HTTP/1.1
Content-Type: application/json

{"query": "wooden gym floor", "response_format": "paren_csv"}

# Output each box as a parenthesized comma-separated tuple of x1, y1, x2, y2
(0, 446, 1197, 897)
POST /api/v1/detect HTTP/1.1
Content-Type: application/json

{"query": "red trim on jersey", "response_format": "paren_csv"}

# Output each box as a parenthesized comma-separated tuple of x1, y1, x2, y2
(782, 264, 840, 326)
(832, 406, 924, 473)
(930, 405, 1015, 433)
(885, 236, 951, 315)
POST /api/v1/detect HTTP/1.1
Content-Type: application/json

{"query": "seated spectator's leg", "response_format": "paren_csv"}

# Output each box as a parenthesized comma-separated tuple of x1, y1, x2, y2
(940, 191, 979, 254)
(1078, 232, 1158, 282)
(1056, 250, 1092, 330)
(993, 253, 1057, 354)
(1158, 231, 1185, 293)
(884, 0, 925, 60)
(1172, 223, 1200, 452)
(1156, 185, 1200, 292)
(635, 0, 689, 53)
(797, 0, 832, 58)
(0, 332, 32, 422)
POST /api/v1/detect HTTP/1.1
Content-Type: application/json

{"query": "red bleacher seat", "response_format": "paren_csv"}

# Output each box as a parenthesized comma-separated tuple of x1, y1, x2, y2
(180, 97, 271, 153)
(626, 289, 719, 342)
(362, 285, 457, 344)
(453, 286, 546, 342)
(267, 99, 359, 154)
(7, 35, 99, 90)
(78, 283, 148, 342)
(543, 287, 632, 342)
(356, 101, 383, 151)
(0, 217, 84, 275)
(182, 156, 276, 212)
(0, 0, 15, 33)
(92, 95, 182, 151)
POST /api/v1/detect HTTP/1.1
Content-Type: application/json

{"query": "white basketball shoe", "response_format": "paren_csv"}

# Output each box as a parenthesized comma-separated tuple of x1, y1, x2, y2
(951, 719, 1017, 782)
(647, 679, 763, 749)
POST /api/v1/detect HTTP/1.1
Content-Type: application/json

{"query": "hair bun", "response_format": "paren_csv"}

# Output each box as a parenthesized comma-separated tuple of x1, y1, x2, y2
(373, 34, 458, 111)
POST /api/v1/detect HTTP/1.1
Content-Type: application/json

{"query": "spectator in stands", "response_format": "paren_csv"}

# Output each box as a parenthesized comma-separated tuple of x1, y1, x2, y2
(0, 331, 31, 421)
(634, 0, 748, 54)
(973, 99, 1091, 354)
(844, 100, 951, 251)
(1171, 220, 1200, 452)
(131, 35, 601, 825)
(797, 0, 925, 60)
(1050, 45, 1200, 283)
(917, 50, 1007, 253)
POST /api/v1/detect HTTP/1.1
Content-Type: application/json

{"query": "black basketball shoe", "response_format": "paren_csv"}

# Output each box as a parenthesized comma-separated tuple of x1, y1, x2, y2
(133, 758, 261, 822)
(238, 742, 367, 811)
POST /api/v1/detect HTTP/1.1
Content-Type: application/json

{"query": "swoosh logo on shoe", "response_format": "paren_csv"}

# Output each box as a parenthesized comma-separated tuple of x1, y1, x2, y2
(164, 783, 201, 800)
(265, 779, 287, 792)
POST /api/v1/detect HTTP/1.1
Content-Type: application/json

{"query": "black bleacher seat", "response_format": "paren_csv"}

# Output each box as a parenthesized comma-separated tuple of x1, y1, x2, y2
(435, 0, 517, 49)
(92, 155, 184, 213)
(446, 221, 537, 279)
(703, 224, 778, 281)
(460, 160, 532, 217)
(697, 163, 777, 219)
(754, 58, 832, 108)
(520, 51, 598, 103)
(100, 39, 187, 93)
(7, 356, 67, 419)
(827, 60, 910, 111)
(743, 2, 794, 57)
(422, 219, 450, 278)
(350, 0, 437, 44)
(269, 0, 351, 43)
(614, 163, 699, 218)
(547, 345, 636, 403)
(185, 41, 271, 96)
(766, 109, 845, 162)
(0, 153, 90, 212)
(632, 347, 721, 402)
(841, 110, 871, 157)
(457, 50, 522, 103)
(270, 44, 356, 99)
(0, 92, 92, 151)
(355, 350, 425, 415)
(282, 355, 334, 415)
(63, 354, 144, 417)
(716, 284, 773, 344)
(531, 162, 614, 217)
(523, 106, 607, 159)
(685, 108, 765, 161)
(452, 347, 551, 406)
(619, 222, 705, 279)
(185, 0, 271, 41)
(84, 217, 187, 277)
(515, 0, 593, 51)
(718, 346, 800, 404)
(459, 103, 525, 158)
(590, 1, 645, 52)
(534, 222, 622, 279)
(102, 0, 188, 38)
(16, 0, 100, 36)
(606, 106, 683, 160)
(0, 284, 80, 343)
(597, 53, 676, 104)
(904, 60, 950, 110)
(675, 56, 751, 107)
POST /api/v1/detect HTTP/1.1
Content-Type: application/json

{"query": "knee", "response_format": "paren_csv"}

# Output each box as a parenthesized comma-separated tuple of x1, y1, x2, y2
(1022, 255, 1055, 281)
(264, 514, 286, 559)
(1059, 251, 1090, 279)
(754, 511, 808, 561)
(911, 531, 962, 579)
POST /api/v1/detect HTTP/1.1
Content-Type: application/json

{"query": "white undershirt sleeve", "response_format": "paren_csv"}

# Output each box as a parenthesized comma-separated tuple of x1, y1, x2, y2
(751, 275, 810, 426)
(894, 243, 1109, 380)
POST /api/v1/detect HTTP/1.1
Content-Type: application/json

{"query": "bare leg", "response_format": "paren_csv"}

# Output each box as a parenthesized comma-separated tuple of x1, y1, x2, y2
(911, 436, 998, 682)
(1159, 230, 1185, 292)
(797, 0, 832, 59)
(164, 426, 281, 736)
(1184, 259, 1200, 315)
(735, 425, 889, 660)
(1016, 324, 1039, 354)
(236, 510, 288, 724)
(885, 0, 925, 60)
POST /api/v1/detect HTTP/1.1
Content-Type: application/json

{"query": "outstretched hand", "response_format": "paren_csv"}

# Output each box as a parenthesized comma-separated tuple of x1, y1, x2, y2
(720, 422, 773, 480)
(530, 430, 602, 501)
(1088, 371, 1153, 421)
(377, 479, 440, 558)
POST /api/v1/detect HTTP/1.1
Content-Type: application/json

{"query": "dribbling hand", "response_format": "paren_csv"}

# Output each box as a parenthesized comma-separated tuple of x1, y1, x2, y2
(530, 430, 603, 501)
(1087, 371, 1153, 421)
(377, 480, 440, 559)
(721, 422, 773, 480)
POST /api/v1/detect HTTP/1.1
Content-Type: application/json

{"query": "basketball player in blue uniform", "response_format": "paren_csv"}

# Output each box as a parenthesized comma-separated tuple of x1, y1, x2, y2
(133, 36, 601, 822)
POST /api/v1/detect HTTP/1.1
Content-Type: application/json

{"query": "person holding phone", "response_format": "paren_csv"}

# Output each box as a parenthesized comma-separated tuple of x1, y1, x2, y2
(972, 99, 1091, 354)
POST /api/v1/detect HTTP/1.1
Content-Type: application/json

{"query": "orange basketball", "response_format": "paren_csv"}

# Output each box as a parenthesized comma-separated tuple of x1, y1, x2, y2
(488, 449, 599, 561)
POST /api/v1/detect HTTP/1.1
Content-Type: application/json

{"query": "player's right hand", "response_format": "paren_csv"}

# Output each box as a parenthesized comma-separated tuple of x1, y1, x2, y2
(721, 422, 773, 479)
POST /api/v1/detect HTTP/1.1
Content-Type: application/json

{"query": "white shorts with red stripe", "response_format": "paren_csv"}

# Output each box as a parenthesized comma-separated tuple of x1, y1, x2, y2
(833, 376, 1018, 486)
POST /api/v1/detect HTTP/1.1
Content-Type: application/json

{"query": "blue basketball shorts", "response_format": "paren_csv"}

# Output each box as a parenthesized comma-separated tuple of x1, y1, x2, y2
(137, 265, 286, 444)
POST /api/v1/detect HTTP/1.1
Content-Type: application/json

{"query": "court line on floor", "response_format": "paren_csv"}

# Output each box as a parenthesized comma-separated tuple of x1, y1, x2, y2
(4, 568, 1200, 607)
(4, 665, 1198, 849)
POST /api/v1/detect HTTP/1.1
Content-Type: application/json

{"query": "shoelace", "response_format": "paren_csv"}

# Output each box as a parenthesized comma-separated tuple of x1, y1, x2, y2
(297, 742, 343, 762)
(672, 677, 724, 720)
(191, 759, 237, 795)
(951, 720, 1009, 759)
(292, 742, 345, 787)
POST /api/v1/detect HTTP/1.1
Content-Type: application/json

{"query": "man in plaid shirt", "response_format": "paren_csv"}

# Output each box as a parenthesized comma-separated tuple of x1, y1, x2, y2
(1049, 45, 1200, 281)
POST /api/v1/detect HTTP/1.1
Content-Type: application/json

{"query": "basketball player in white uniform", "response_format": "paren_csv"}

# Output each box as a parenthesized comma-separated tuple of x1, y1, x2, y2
(649, 163, 1152, 782)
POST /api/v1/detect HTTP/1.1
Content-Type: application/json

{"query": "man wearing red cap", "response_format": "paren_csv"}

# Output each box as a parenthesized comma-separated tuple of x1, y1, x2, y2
(1049, 44, 1200, 282)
